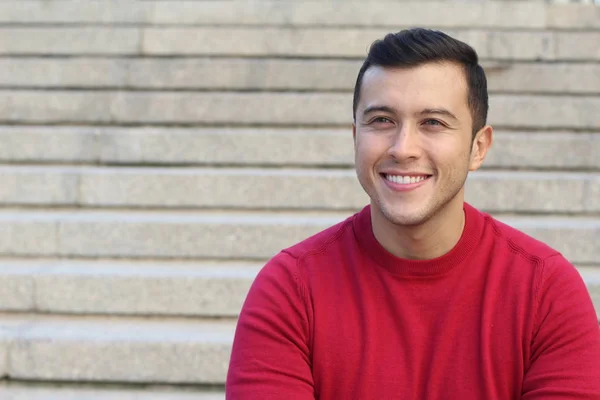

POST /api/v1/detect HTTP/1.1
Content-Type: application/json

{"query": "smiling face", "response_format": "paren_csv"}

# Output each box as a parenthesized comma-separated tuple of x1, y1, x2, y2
(353, 62, 490, 228)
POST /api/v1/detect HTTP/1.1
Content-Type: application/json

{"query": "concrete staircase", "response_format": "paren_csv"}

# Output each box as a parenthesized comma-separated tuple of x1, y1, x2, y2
(0, 0, 598, 397)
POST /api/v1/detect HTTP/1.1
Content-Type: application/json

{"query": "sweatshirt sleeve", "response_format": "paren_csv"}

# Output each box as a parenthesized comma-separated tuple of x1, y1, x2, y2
(521, 254, 600, 399)
(226, 251, 315, 399)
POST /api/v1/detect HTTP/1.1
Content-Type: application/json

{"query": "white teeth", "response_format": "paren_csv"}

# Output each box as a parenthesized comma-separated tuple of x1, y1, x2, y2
(385, 174, 427, 184)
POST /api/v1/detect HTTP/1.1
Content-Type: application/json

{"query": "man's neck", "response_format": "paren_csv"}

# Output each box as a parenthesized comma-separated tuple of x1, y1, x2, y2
(371, 198, 466, 261)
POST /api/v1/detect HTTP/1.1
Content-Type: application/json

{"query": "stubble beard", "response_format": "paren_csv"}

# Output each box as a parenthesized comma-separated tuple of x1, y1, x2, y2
(366, 168, 469, 229)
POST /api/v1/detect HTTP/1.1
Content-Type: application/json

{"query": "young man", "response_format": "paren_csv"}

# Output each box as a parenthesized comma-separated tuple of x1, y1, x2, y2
(226, 28, 600, 399)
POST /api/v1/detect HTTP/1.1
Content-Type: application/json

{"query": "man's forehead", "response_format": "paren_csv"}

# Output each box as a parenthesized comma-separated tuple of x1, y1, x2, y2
(358, 62, 470, 112)
(362, 62, 466, 87)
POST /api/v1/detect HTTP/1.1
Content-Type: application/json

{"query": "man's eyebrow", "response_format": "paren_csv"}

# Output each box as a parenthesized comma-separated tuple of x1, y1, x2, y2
(419, 108, 459, 121)
(362, 105, 397, 116)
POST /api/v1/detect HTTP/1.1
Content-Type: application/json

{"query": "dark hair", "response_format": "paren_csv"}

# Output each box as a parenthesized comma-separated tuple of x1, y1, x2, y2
(352, 28, 488, 136)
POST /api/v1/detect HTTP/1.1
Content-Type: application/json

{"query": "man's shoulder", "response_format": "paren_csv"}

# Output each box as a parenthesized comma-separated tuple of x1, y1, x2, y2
(281, 211, 359, 261)
(250, 211, 361, 307)
(480, 209, 562, 263)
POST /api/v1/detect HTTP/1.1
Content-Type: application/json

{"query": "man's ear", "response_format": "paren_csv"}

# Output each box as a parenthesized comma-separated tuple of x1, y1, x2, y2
(352, 123, 357, 148)
(469, 125, 493, 172)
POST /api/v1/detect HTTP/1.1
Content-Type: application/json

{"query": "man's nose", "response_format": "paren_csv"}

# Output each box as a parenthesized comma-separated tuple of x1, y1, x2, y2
(387, 124, 422, 161)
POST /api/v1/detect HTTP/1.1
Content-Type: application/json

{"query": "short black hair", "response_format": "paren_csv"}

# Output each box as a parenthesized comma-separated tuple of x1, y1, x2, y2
(353, 28, 488, 136)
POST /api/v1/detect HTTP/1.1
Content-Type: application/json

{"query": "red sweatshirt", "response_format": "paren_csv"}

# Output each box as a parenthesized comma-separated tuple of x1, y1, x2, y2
(227, 203, 600, 399)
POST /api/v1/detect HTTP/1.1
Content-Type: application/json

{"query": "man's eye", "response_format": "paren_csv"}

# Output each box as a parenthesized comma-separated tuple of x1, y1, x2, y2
(372, 117, 393, 124)
(424, 119, 443, 126)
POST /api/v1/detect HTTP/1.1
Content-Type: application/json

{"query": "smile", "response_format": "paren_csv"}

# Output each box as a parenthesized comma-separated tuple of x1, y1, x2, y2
(382, 174, 430, 185)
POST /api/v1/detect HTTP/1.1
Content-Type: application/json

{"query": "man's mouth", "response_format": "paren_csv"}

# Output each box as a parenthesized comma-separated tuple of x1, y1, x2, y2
(382, 174, 431, 185)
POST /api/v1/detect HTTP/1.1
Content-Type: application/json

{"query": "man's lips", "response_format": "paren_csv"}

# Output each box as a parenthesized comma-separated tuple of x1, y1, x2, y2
(380, 173, 432, 192)
(380, 173, 432, 185)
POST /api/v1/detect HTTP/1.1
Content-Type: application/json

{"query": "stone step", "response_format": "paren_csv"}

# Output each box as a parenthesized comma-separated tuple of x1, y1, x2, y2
(0, 209, 596, 264)
(1, 58, 599, 95)
(0, 27, 597, 61)
(0, 259, 263, 317)
(0, 383, 224, 400)
(0, 259, 258, 317)
(0, 314, 234, 384)
(1, 91, 599, 129)
(0, 1, 597, 29)
(0, 166, 597, 213)
(0, 258, 597, 318)
(1, 127, 598, 171)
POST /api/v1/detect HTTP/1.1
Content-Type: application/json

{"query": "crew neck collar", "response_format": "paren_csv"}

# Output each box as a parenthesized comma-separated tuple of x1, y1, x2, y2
(353, 202, 484, 277)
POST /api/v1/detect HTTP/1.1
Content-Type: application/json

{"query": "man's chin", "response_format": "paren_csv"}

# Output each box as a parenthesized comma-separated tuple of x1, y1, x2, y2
(385, 213, 430, 227)
(377, 203, 431, 227)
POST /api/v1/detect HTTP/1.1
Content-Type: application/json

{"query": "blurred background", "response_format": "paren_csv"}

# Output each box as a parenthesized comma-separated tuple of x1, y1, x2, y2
(0, 0, 598, 398)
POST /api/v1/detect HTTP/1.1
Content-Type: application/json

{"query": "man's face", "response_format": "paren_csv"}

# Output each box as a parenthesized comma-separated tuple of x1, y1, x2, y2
(353, 62, 485, 227)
